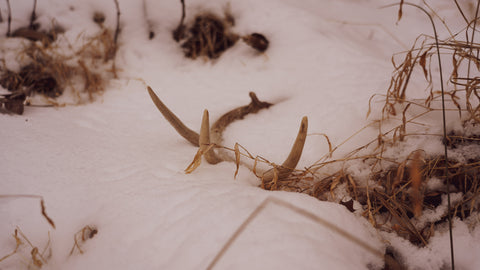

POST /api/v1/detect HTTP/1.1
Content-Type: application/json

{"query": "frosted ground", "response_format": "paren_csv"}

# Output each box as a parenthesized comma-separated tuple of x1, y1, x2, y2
(1, 0, 480, 269)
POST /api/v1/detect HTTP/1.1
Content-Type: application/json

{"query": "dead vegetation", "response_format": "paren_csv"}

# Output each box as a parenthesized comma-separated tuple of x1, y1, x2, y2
(0, 227, 52, 269)
(0, 195, 99, 268)
(0, 195, 54, 268)
(178, 13, 239, 59)
(69, 225, 98, 256)
(172, 0, 269, 59)
(0, 2, 120, 115)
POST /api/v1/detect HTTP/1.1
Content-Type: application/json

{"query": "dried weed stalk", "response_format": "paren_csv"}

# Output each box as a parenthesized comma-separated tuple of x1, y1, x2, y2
(69, 225, 98, 255)
(0, 195, 55, 229)
(0, 227, 52, 269)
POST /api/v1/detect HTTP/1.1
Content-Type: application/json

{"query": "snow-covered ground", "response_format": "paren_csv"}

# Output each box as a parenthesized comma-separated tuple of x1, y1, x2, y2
(1, 0, 479, 269)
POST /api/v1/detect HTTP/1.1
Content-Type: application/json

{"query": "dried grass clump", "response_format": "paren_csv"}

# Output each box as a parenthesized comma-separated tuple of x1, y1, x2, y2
(172, 1, 269, 59)
(0, 25, 118, 114)
(288, 1, 480, 248)
(178, 13, 239, 60)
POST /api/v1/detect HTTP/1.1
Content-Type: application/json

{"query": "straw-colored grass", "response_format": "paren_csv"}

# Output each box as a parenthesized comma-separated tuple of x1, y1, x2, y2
(0, 22, 118, 113)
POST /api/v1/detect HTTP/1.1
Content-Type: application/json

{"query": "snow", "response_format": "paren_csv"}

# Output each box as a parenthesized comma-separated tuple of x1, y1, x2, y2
(1, 0, 479, 269)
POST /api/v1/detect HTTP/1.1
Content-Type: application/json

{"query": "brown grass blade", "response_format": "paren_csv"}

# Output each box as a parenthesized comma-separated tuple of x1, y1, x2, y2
(40, 199, 56, 229)
(234, 143, 240, 179)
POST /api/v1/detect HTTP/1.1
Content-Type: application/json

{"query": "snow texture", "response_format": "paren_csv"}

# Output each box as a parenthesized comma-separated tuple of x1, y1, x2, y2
(1, 0, 479, 269)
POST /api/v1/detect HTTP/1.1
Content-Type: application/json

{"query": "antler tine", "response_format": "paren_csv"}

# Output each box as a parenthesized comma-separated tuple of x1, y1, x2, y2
(200, 110, 223, 164)
(262, 116, 308, 182)
(147, 86, 200, 146)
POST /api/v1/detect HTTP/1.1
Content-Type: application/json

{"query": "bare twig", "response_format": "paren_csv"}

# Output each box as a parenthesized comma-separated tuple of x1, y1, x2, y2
(6, 0, 11, 37)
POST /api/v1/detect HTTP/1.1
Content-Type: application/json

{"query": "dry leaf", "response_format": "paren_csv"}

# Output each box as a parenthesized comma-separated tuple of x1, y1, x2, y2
(185, 149, 204, 174)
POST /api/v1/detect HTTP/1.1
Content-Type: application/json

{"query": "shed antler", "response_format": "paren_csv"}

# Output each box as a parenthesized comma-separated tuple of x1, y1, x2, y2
(147, 86, 308, 181)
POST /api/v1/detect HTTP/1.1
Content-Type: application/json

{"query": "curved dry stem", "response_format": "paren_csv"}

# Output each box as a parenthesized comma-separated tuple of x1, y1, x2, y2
(147, 86, 200, 146)
(200, 110, 223, 164)
(262, 116, 308, 182)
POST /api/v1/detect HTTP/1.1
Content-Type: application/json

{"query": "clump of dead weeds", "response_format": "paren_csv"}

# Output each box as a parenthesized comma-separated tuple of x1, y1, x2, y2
(178, 13, 239, 59)
(172, 1, 269, 60)
(287, 1, 480, 251)
(0, 10, 119, 115)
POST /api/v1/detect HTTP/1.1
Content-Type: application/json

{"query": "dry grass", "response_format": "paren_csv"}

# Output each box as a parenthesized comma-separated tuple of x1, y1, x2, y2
(69, 225, 98, 256)
(0, 195, 54, 268)
(0, 227, 52, 269)
(172, 2, 269, 60)
(0, 22, 118, 114)
(0, 195, 99, 268)
(177, 13, 239, 60)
